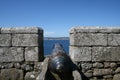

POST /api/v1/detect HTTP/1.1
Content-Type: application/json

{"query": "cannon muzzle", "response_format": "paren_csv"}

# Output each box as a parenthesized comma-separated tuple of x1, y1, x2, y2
(48, 43, 72, 74)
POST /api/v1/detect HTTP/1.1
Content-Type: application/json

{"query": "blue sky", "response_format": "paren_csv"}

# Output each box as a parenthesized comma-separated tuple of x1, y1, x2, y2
(0, 0, 120, 37)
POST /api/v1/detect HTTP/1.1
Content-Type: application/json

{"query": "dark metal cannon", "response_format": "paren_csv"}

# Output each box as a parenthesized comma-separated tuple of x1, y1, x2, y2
(36, 43, 82, 80)
(48, 43, 73, 74)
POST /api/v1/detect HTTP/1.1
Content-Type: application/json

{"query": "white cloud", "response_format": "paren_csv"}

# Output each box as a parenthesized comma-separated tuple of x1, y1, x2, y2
(44, 31, 55, 37)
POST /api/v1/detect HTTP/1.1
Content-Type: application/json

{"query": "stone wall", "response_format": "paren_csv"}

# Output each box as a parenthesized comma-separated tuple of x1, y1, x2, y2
(0, 27, 44, 80)
(70, 27, 120, 80)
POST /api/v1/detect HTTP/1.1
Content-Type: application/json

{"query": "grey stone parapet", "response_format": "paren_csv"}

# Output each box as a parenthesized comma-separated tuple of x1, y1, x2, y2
(0, 27, 44, 62)
(70, 26, 120, 61)
(70, 27, 120, 80)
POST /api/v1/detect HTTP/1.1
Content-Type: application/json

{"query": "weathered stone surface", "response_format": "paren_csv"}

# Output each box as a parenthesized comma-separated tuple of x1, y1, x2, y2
(70, 27, 120, 33)
(25, 47, 39, 61)
(108, 34, 120, 46)
(0, 68, 23, 80)
(70, 46, 91, 61)
(104, 62, 111, 68)
(115, 67, 120, 73)
(14, 63, 21, 69)
(73, 70, 82, 80)
(81, 63, 92, 72)
(36, 58, 49, 80)
(113, 74, 120, 80)
(85, 70, 93, 78)
(25, 71, 39, 80)
(1, 27, 43, 33)
(70, 33, 107, 46)
(34, 62, 42, 71)
(21, 63, 33, 71)
(12, 34, 40, 46)
(93, 62, 104, 68)
(93, 69, 113, 76)
(110, 63, 117, 68)
(0, 63, 13, 69)
(0, 47, 24, 62)
(103, 75, 113, 79)
(0, 34, 11, 46)
(92, 47, 120, 61)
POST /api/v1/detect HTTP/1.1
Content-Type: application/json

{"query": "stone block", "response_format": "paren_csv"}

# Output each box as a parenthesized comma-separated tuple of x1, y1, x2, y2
(12, 34, 41, 46)
(70, 33, 107, 46)
(25, 47, 39, 61)
(84, 70, 93, 78)
(115, 67, 120, 73)
(21, 63, 34, 71)
(113, 74, 120, 80)
(0, 63, 13, 69)
(34, 62, 42, 71)
(1, 27, 43, 33)
(70, 27, 120, 33)
(0, 47, 24, 62)
(72, 70, 82, 80)
(0, 68, 23, 80)
(93, 69, 113, 76)
(93, 62, 104, 68)
(81, 62, 92, 72)
(108, 34, 120, 46)
(70, 46, 91, 61)
(92, 47, 120, 61)
(25, 71, 39, 80)
(0, 34, 11, 46)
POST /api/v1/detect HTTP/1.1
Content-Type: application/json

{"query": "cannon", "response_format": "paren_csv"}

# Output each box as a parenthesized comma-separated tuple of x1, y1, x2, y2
(48, 43, 73, 74)
(36, 43, 82, 80)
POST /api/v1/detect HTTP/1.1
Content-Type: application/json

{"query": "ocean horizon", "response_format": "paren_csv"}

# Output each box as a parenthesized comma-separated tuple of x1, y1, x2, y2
(44, 39, 69, 55)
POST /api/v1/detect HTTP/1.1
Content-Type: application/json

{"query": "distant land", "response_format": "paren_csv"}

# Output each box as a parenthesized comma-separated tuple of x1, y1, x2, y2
(44, 37, 69, 40)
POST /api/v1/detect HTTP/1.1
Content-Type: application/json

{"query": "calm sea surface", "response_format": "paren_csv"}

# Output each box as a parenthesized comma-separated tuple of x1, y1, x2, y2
(44, 40, 69, 55)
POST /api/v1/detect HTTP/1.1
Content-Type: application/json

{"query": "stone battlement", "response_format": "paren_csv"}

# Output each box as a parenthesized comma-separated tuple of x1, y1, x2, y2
(70, 27, 120, 80)
(0, 27, 44, 80)
(0, 27, 120, 80)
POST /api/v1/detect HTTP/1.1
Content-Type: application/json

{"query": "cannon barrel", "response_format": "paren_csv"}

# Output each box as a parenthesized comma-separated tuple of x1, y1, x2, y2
(48, 43, 73, 74)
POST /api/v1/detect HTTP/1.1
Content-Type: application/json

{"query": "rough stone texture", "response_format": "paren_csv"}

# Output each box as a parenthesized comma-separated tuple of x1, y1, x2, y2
(70, 27, 120, 33)
(92, 47, 120, 61)
(12, 34, 40, 46)
(113, 74, 120, 80)
(0, 34, 11, 46)
(115, 67, 120, 73)
(70, 46, 91, 61)
(70, 33, 107, 46)
(81, 62, 92, 72)
(0, 63, 13, 68)
(93, 69, 113, 76)
(25, 71, 39, 80)
(103, 75, 113, 79)
(84, 70, 93, 78)
(25, 47, 39, 61)
(93, 62, 104, 68)
(1, 27, 43, 33)
(70, 27, 120, 80)
(108, 34, 120, 46)
(14, 63, 21, 69)
(21, 62, 34, 71)
(0, 27, 43, 80)
(73, 70, 82, 80)
(34, 62, 42, 71)
(0, 68, 23, 80)
(36, 58, 49, 80)
(0, 47, 24, 62)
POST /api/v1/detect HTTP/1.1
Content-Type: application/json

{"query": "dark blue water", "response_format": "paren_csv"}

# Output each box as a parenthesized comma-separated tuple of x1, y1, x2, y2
(44, 40, 69, 55)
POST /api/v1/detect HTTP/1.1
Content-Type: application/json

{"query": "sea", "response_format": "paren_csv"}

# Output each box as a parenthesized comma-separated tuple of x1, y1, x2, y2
(44, 40, 69, 55)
